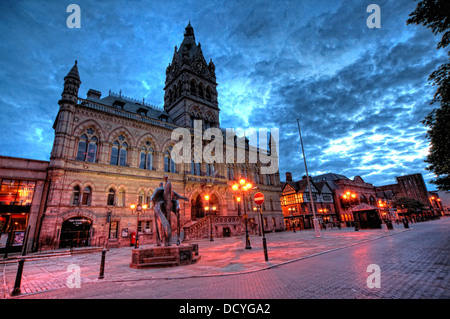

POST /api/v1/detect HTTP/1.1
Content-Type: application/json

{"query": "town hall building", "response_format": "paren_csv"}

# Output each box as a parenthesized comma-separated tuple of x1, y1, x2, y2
(35, 23, 284, 250)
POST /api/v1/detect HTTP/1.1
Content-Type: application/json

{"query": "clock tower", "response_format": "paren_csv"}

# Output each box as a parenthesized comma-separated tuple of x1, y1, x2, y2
(164, 22, 219, 129)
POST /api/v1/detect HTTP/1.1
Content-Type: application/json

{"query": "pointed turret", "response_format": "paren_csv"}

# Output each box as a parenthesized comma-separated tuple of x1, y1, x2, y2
(59, 60, 81, 105)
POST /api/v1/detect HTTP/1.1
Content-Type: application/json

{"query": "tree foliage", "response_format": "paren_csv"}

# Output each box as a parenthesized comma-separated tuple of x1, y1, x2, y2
(392, 197, 425, 213)
(407, 0, 450, 191)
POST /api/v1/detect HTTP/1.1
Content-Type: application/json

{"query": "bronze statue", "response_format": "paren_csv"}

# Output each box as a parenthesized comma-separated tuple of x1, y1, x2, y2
(151, 175, 188, 246)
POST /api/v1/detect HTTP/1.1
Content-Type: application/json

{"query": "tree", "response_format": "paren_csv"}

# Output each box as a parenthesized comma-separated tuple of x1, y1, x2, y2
(392, 197, 425, 214)
(407, 0, 450, 191)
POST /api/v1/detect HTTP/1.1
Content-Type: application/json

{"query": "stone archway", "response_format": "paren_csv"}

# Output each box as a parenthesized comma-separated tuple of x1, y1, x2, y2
(59, 216, 92, 248)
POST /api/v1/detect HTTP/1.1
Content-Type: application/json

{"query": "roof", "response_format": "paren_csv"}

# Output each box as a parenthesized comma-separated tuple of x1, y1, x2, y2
(312, 173, 349, 182)
(85, 92, 174, 124)
(351, 203, 378, 211)
(65, 60, 80, 82)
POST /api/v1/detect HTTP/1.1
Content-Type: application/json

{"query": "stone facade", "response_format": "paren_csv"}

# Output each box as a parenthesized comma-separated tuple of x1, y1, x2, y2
(38, 23, 284, 250)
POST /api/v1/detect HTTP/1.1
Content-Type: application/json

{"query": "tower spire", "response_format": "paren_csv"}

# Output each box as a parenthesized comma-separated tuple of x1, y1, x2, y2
(59, 60, 81, 105)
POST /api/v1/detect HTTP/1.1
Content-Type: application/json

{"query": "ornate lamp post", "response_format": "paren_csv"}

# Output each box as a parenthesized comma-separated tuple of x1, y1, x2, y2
(204, 195, 215, 241)
(232, 178, 252, 249)
(130, 203, 148, 249)
(342, 191, 358, 230)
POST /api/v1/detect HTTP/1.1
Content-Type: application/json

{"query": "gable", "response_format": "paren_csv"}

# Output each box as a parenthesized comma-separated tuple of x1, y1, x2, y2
(282, 183, 297, 195)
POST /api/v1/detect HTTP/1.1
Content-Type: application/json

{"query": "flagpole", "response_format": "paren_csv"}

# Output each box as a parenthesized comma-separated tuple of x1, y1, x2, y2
(297, 119, 321, 238)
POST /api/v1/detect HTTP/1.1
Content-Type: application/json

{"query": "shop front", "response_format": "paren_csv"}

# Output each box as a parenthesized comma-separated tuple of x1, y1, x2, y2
(0, 179, 36, 254)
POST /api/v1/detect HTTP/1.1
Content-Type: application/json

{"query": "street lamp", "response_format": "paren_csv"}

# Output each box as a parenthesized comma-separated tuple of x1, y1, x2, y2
(204, 194, 215, 241)
(130, 203, 148, 249)
(253, 206, 262, 236)
(342, 191, 358, 231)
(231, 178, 252, 249)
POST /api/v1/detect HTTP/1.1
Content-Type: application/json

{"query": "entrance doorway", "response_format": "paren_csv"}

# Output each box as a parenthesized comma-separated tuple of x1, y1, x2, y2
(223, 227, 231, 237)
(59, 217, 92, 248)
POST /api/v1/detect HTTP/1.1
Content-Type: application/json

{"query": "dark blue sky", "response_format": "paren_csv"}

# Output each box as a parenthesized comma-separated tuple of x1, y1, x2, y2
(0, 0, 446, 190)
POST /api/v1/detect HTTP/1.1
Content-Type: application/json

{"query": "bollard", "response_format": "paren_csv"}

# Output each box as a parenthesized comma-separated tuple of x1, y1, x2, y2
(98, 249, 106, 279)
(259, 206, 269, 262)
(11, 259, 25, 296)
(262, 237, 269, 262)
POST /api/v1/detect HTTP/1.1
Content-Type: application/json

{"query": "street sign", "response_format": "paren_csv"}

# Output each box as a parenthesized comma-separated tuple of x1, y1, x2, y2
(254, 192, 265, 206)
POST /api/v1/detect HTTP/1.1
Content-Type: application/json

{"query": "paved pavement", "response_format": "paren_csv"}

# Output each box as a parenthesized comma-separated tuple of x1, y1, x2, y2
(1, 218, 449, 299)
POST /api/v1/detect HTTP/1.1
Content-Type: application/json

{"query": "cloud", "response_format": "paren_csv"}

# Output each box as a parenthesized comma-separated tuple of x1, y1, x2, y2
(0, 0, 445, 190)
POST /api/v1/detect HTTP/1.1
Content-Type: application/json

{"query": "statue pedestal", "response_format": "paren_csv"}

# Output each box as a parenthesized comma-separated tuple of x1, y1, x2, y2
(129, 244, 200, 269)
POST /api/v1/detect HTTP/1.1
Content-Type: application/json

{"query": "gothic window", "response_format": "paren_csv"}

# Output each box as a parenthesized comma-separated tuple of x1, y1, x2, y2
(254, 168, 260, 184)
(190, 80, 196, 96)
(164, 146, 176, 173)
(227, 165, 235, 180)
(107, 188, 116, 206)
(110, 135, 128, 166)
(191, 157, 201, 176)
(117, 188, 126, 207)
(138, 190, 145, 205)
(139, 142, 154, 170)
(173, 85, 178, 100)
(361, 195, 368, 204)
(76, 129, 98, 162)
(207, 163, 214, 176)
(266, 174, 272, 185)
(81, 186, 92, 206)
(206, 87, 212, 102)
(198, 84, 204, 99)
(72, 186, 81, 206)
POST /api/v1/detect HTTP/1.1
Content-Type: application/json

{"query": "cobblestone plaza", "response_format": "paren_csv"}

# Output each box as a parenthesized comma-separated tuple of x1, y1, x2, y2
(2, 218, 448, 299)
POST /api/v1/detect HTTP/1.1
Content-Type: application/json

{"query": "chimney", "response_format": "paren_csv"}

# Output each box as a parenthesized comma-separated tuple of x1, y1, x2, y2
(286, 172, 292, 182)
(87, 89, 102, 100)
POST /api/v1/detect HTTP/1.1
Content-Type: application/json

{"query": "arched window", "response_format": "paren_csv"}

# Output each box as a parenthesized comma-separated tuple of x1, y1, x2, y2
(361, 195, 368, 204)
(207, 163, 214, 176)
(82, 186, 92, 206)
(107, 188, 115, 206)
(72, 186, 81, 206)
(117, 188, 126, 207)
(169, 90, 173, 105)
(76, 135, 88, 161)
(198, 84, 204, 99)
(206, 87, 212, 102)
(191, 155, 201, 176)
(266, 174, 272, 185)
(190, 80, 196, 96)
(139, 143, 154, 171)
(76, 129, 98, 162)
(138, 190, 145, 205)
(111, 135, 128, 166)
(173, 85, 178, 100)
(254, 169, 260, 184)
(164, 146, 176, 173)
